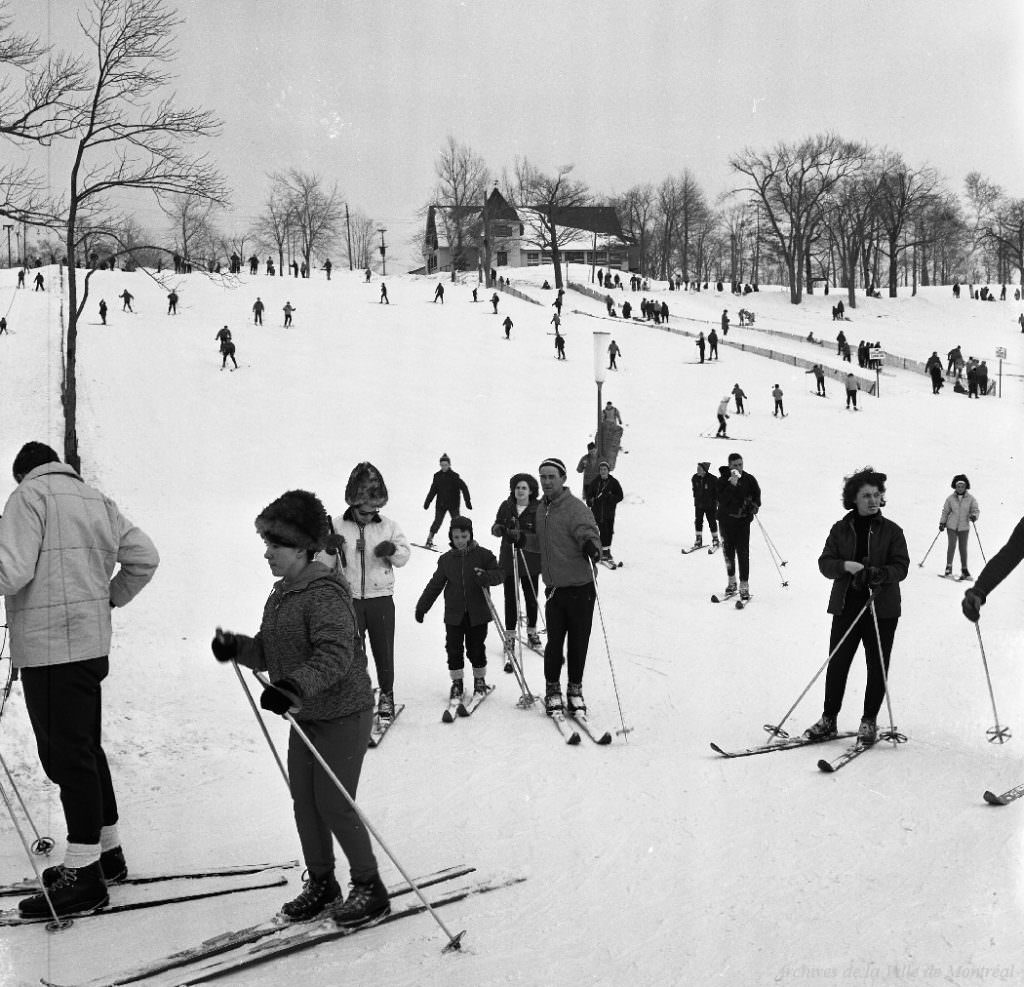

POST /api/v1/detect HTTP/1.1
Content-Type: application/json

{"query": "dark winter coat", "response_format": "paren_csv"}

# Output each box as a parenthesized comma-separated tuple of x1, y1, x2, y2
(818, 512, 909, 618)
(692, 471, 718, 508)
(491, 498, 541, 572)
(974, 515, 1024, 602)
(233, 562, 374, 721)
(716, 471, 761, 519)
(416, 541, 503, 626)
(423, 469, 472, 513)
(584, 475, 624, 526)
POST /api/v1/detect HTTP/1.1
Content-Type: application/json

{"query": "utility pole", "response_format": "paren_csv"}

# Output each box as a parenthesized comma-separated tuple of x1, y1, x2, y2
(345, 203, 353, 270)
(3, 225, 12, 268)
(377, 227, 387, 276)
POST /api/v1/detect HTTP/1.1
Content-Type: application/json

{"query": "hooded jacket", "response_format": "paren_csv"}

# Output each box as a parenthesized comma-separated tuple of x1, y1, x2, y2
(0, 463, 159, 668)
(416, 541, 503, 626)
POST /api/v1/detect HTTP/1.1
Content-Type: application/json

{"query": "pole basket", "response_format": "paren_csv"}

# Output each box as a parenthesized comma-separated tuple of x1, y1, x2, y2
(878, 729, 908, 746)
(443, 931, 466, 953)
(763, 722, 790, 740)
(987, 724, 1012, 744)
(615, 726, 635, 738)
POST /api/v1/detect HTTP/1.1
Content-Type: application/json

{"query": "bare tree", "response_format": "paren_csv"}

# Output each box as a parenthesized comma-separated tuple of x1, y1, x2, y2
(160, 192, 219, 266)
(274, 169, 344, 274)
(253, 185, 293, 275)
(820, 158, 883, 308)
(431, 136, 490, 282)
(55, 0, 225, 470)
(614, 183, 655, 277)
(981, 197, 1024, 285)
(346, 209, 376, 269)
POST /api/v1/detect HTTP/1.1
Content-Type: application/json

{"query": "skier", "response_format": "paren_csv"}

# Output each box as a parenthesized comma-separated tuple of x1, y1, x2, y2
(17, 267, 25, 287)
(552, 293, 563, 316)
(690, 461, 720, 551)
(212, 490, 389, 926)
(33, 272, 44, 291)
(550, 312, 561, 334)
(715, 396, 730, 437)
(608, 339, 621, 369)
(215, 326, 237, 370)
(806, 364, 826, 396)
(946, 344, 963, 377)
(928, 358, 944, 395)
(534, 457, 602, 716)
(772, 384, 785, 417)
(491, 473, 543, 665)
(708, 328, 719, 360)
(803, 467, 909, 747)
(585, 461, 624, 563)
(98, 299, 108, 325)
(167, 290, 178, 315)
(576, 441, 601, 491)
(252, 297, 264, 325)
(283, 302, 295, 327)
(503, 315, 513, 339)
(324, 259, 332, 280)
(845, 374, 860, 409)
(248, 254, 258, 275)
(836, 329, 847, 357)
(1, 442, 159, 919)
(732, 383, 746, 415)
(717, 453, 761, 602)
(554, 332, 566, 360)
(422, 454, 472, 550)
(0, 316, 7, 334)
(119, 289, 134, 312)
(939, 474, 980, 580)
(433, 283, 444, 304)
(318, 463, 410, 724)
(379, 283, 389, 304)
(721, 309, 729, 336)
(414, 517, 502, 702)
(696, 332, 706, 364)
(490, 291, 499, 314)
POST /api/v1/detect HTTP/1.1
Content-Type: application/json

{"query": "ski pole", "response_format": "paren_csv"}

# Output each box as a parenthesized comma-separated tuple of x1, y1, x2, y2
(516, 547, 547, 634)
(972, 521, 988, 565)
(0, 752, 69, 932)
(974, 622, 1010, 743)
(754, 516, 788, 588)
(763, 597, 872, 739)
(917, 530, 941, 568)
(230, 658, 291, 792)
(755, 515, 788, 568)
(867, 595, 907, 746)
(252, 671, 465, 953)
(588, 563, 633, 740)
(482, 587, 535, 707)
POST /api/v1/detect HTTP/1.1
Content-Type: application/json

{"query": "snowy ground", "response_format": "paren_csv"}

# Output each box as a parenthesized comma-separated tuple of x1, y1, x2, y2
(1, 263, 1023, 987)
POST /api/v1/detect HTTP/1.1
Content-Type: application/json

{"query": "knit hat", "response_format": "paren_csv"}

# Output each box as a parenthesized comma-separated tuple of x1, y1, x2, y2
(598, 460, 610, 469)
(345, 461, 388, 508)
(508, 472, 539, 499)
(951, 473, 971, 489)
(255, 490, 329, 552)
(439, 453, 451, 464)
(539, 457, 567, 478)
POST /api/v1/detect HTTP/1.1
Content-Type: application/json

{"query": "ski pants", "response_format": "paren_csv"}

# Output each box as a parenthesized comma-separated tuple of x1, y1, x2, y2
(543, 583, 596, 686)
(694, 503, 718, 535)
(734, 398, 744, 414)
(846, 389, 858, 408)
(823, 606, 898, 722)
(445, 613, 488, 672)
(503, 552, 541, 631)
(815, 379, 826, 396)
(428, 504, 459, 539)
(21, 657, 117, 845)
(596, 513, 617, 550)
(773, 399, 784, 416)
(945, 528, 969, 569)
(719, 516, 752, 582)
(716, 414, 728, 436)
(287, 710, 378, 883)
(353, 596, 396, 693)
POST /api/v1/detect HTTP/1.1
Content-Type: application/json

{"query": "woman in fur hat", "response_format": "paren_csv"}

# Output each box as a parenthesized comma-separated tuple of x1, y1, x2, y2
(491, 473, 543, 664)
(211, 489, 388, 927)
(939, 474, 980, 580)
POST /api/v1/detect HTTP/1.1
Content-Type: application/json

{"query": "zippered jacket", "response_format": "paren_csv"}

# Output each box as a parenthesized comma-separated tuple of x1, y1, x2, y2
(416, 542, 503, 626)
(535, 488, 601, 588)
(317, 508, 410, 599)
(939, 493, 980, 532)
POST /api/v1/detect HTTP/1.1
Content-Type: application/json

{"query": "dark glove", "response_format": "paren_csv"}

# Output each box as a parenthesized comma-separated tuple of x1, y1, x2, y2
(415, 610, 425, 624)
(260, 680, 299, 716)
(962, 588, 986, 623)
(866, 566, 885, 587)
(465, 501, 473, 511)
(492, 524, 506, 538)
(324, 532, 346, 556)
(583, 541, 602, 563)
(211, 630, 238, 663)
(969, 515, 978, 523)
(939, 523, 946, 531)
(374, 540, 396, 558)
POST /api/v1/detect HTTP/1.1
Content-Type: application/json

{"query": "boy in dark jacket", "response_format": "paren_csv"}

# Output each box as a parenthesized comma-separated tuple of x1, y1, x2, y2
(415, 517, 503, 700)
(689, 462, 720, 551)
(422, 454, 472, 549)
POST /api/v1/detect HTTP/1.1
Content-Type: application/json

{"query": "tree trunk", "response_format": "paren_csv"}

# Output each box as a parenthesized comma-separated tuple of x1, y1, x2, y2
(887, 232, 899, 297)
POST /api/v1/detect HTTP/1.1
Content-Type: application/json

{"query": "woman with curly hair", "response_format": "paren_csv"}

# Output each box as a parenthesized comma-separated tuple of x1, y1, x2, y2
(939, 474, 980, 580)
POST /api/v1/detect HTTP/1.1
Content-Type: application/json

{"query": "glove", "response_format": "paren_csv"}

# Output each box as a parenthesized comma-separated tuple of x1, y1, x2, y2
(962, 588, 986, 623)
(866, 566, 885, 587)
(260, 680, 299, 715)
(374, 540, 396, 558)
(414, 610, 425, 624)
(324, 532, 346, 556)
(939, 523, 946, 532)
(492, 523, 505, 538)
(583, 541, 602, 563)
(969, 515, 978, 523)
(211, 630, 238, 663)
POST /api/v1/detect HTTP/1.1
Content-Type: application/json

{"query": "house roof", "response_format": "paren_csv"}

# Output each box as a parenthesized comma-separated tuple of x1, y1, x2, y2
(544, 206, 627, 239)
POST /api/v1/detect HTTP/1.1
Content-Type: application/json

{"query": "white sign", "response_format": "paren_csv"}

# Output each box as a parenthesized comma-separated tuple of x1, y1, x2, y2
(869, 348, 884, 362)
(996, 347, 1007, 359)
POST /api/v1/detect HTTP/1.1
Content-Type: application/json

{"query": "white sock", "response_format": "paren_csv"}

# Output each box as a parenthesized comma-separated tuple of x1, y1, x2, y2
(64, 842, 101, 870)
(100, 824, 121, 853)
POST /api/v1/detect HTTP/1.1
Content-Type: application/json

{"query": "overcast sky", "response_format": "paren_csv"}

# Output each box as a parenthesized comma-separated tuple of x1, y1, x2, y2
(23, 0, 1024, 271)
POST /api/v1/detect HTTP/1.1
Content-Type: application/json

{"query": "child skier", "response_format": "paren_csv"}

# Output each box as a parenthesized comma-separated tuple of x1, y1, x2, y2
(940, 474, 980, 579)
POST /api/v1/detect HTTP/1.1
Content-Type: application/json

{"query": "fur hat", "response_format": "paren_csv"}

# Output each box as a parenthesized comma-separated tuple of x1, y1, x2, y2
(698, 461, 711, 471)
(508, 472, 539, 499)
(345, 461, 388, 508)
(255, 490, 329, 552)
(951, 473, 971, 489)
(539, 457, 567, 478)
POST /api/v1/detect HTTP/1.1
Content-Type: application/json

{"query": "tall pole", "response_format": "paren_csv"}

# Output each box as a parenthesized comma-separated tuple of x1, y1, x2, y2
(593, 331, 610, 460)
(3, 225, 12, 268)
(345, 203, 353, 270)
(377, 227, 387, 276)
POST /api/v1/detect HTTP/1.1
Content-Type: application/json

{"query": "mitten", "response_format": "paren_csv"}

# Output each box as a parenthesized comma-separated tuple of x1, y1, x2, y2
(260, 680, 299, 716)
(866, 566, 885, 587)
(324, 532, 346, 556)
(211, 630, 238, 663)
(414, 610, 425, 624)
(961, 588, 986, 623)
(939, 523, 946, 531)
(374, 540, 396, 558)
(583, 541, 602, 563)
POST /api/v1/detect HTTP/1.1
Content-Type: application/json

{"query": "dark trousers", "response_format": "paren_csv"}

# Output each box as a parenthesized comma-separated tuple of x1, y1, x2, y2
(709, 343, 718, 359)
(428, 504, 458, 538)
(846, 389, 857, 408)
(287, 710, 377, 882)
(719, 516, 752, 582)
(815, 380, 826, 395)
(773, 399, 784, 415)
(716, 413, 727, 436)
(694, 503, 718, 535)
(502, 552, 540, 630)
(353, 596, 395, 693)
(735, 398, 744, 413)
(596, 514, 616, 549)
(445, 613, 488, 671)
(21, 657, 117, 845)
(543, 583, 596, 685)
(823, 607, 898, 721)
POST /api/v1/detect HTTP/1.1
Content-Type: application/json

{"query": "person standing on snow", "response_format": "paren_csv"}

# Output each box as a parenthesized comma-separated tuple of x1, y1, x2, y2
(585, 461, 624, 564)
(690, 461, 720, 551)
(696, 331, 706, 364)
(1, 442, 159, 919)
(939, 474, 980, 580)
(721, 309, 730, 336)
(98, 299, 108, 325)
(845, 373, 860, 409)
(167, 290, 179, 315)
(608, 339, 621, 369)
(252, 296, 264, 325)
(433, 282, 445, 304)
(119, 289, 134, 312)
(212, 490, 389, 928)
(379, 283, 389, 304)
(318, 463, 410, 725)
(503, 315, 513, 339)
(422, 454, 472, 550)
(554, 332, 566, 359)
(576, 441, 601, 491)
(716, 452, 761, 602)
(715, 395, 730, 438)
(708, 328, 719, 360)
(283, 301, 295, 327)
(806, 364, 826, 396)
(803, 467, 909, 747)
(772, 384, 785, 417)
(535, 457, 602, 717)
(215, 325, 238, 370)
(731, 383, 746, 415)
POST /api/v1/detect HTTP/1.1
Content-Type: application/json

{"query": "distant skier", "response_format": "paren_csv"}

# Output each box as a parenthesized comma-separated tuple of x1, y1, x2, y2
(17, 268, 25, 288)
(550, 312, 561, 334)
(433, 283, 444, 304)
(323, 259, 332, 280)
(806, 364, 826, 396)
(490, 292, 499, 314)
(732, 383, 746, 414)
(422, 454, 472, 550)
(0, 316, 7, 335)
(696, 332, 706, 364)
(365, 267, 372, 282)
(715, 396, 730, 437)
(608, 339, 621, 370)
(717, 452, 761, 603)
(119, 290, 133, 312)
(836, 329, 847, 357)
(215, 326, 237, 370)
(554, 332, 566, 360)
(585, 462, 624, 564)
(576, 441, 601, 490)
(503, 315, 513, 339)
(845, 374, 860, 409)
(772, 384, 785, 417)
(98, 299, 107, 325)
(283, 302, 295, 327)
(940, 474, 979, 580)
(252, 297, 264, 325)
(708, 328, 719, 360)
(380, 283, 389, 304)
(602, 401, 622, 425)
(33, 272, 44, 291)
(721, 309, 729, 335)
(248, 254, 258, 275)
(690, 461, 720, 551)
(167, 290, 178, 315)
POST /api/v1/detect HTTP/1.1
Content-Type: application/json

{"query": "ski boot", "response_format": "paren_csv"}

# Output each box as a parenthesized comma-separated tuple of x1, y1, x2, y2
(527, 629, 543, 649)
(692, 534, 703, 550)
(961, 568, 971, 581)
(802, 714, 838, 741)
(43, 846, 126, 888)
(723, 580, 738, 598)
(473, 675, 489, 696)
(944, 565, 953, 577)
(711, 535, 720, 549)
(19, 862, 108, 918)
(857, 718, 878, 746)
(377, 690, 395, 721)
(566, 682, 587, 717)
(739, 581, 751, 602)
(333, 874, 390, 927)
(544, 681, 564, 716)
(449, 679, 463, 700)
(281, 872, 342, 922)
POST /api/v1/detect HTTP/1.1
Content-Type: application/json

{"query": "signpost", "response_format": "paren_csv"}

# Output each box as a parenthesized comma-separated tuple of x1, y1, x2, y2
(869, 347, 884, 397)
(996, 347, 1007, 398)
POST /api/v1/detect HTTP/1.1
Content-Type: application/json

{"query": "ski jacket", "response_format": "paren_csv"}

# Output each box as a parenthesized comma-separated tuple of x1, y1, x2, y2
(974, 515, 1024, 601)
(491, 499, 541, 571)
(940, 493, 979, 532)
(423, 470, 472, 513)
(0, 463, 159, 668)
(233, 562, 373, 722)
(818, 511, 909, 618)
(535, 488, 601, 589)
(692, 471, 718, 508)
(415, 542, 503, 627)
(585, 475, 624, 526)
(576, 451, 601, 488)
(317, 508, 410, 599)
(717, 471, 761, 520)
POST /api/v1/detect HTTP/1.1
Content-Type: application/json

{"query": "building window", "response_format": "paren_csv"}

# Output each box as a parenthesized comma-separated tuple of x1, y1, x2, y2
(497, 251, 508, 266)
(493, 224, 513, 238)
(526, 252, 541, 266)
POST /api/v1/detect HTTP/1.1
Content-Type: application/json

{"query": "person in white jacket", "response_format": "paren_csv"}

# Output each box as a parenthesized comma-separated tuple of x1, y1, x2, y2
(0, 442, 158, 919)
(940, 474, 980, 579)
(318, 463, 410, 722)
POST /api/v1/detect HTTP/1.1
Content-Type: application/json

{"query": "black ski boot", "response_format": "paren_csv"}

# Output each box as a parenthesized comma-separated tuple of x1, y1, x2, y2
(280, 872, 341, 921)
(333, 874, 390, 927)
(19, 862, 108, 918)
(43, 845, 126, 888)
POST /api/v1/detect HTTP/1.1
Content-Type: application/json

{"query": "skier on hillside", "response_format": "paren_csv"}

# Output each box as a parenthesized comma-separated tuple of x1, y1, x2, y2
(252, 297, 264, 325)
(836, 329, 847, 357)
(318, 463, 410, 724)
(690, 461, 720, 551)
(1, 442, 159, 919)
(708, 328, 719, 360)
(806, 364, 826, 396)
(721, 309, 729, 335)
(422, 454, 472, 550)
(491, 473, 543, 666)
(716, 452, 761, 603)
(490, 292, 500, 314)
(212, 490, 389, 927)
(379, 283, 389, 304)
(215, 326, 237, 370)
(414, 517, 502, 703)
(167, 290, 178, 315)
(608, 339, 621, 369)
(585, 461, 624, 564)
(33, 272, 44, 291)
(732, 383, 746, 414)
(845, 374, 860, 409)
(503, 315, 513, 339)
(283, 302, 295, 327)
(550, 312, 561, 334)
(939, 474, 980, 580)
(0, 316, 7, 334)
(715, 396, 730, 437)
(696, 331, 706, 364)
(535, 457, 602, 717)
(772, 384, 785, 417)
(433, 283, 444, 304)
(554, 332, 566, 360)
(803, 467, 909, 747)
(119, 289, 133, 312)
(946, 345, 962, 377)
(98, 299, 107, 325)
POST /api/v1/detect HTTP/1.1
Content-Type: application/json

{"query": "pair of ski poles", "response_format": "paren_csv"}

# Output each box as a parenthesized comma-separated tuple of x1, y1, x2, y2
(917, 521, 987, 567)
(754, 515, 789, 588)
